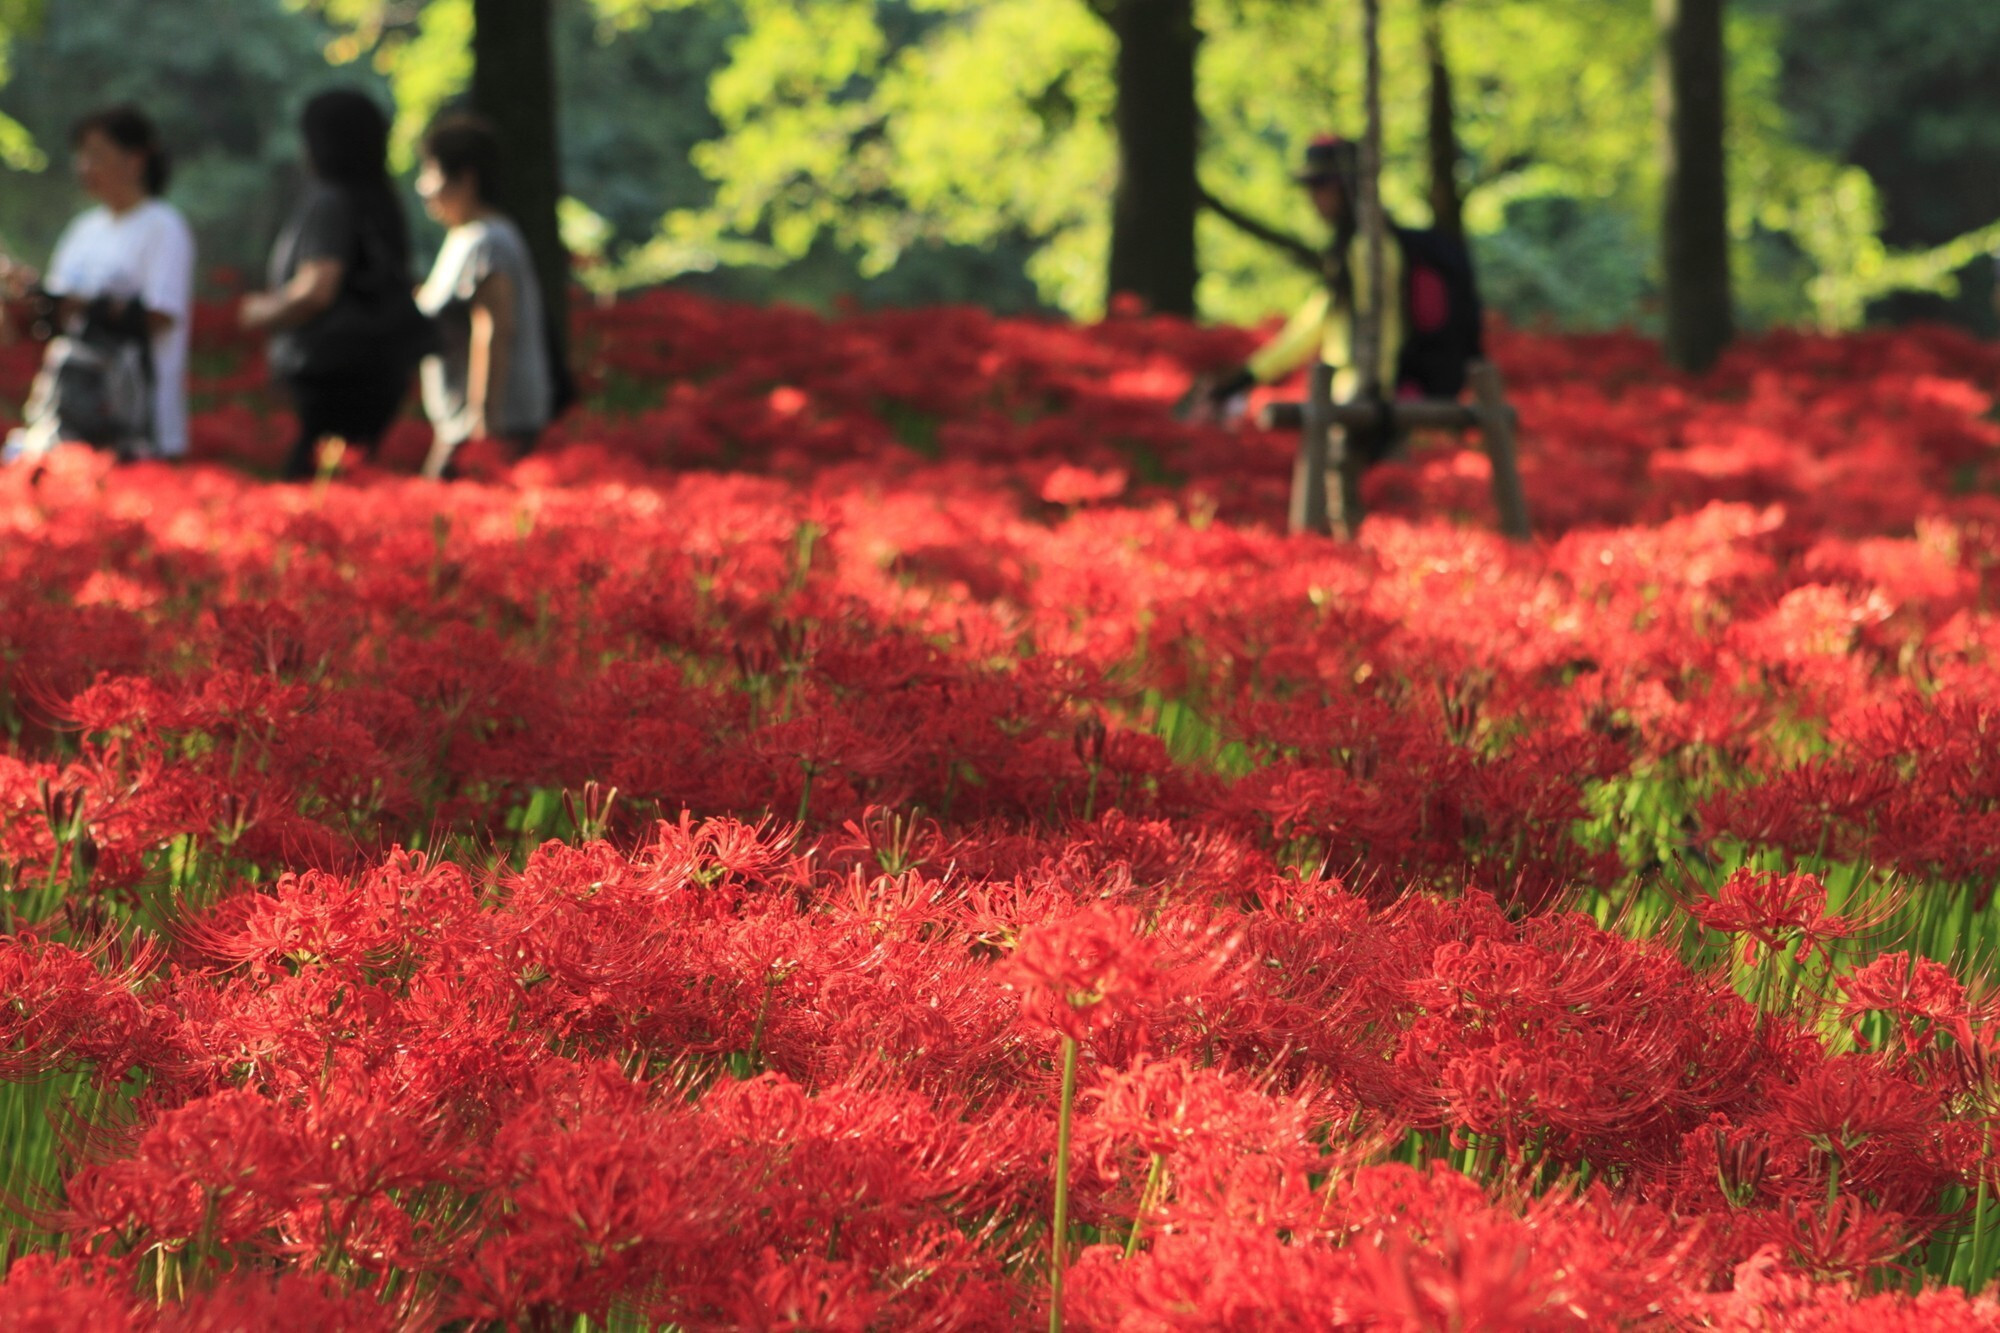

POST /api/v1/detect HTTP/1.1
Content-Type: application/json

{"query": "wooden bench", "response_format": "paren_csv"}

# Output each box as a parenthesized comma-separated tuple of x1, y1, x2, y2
(1258, 359, 1530, 542)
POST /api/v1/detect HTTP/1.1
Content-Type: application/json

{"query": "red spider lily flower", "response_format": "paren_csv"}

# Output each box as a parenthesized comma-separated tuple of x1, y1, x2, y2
(1008, 903, 1165, 1042)
(721, 1248, 884, 1332)
(1712, 1242, 1885, 1325)
(1839, 951, 1981, 1058)
(1711, 1242, 2000, 1327)
(0, 1255, 144, 1331)
(1683, 869, 1881, 965)
(1082, 1057, 1339, 1188)
(10, 285, 2000, 1324)
(164, 1270, 416, 1331)
(1766, 1057, 1958, 1218)
(1762, 1196, 1918, 1284)
(1040, 465, 1129, 507)
(0, 931, 171, 1080)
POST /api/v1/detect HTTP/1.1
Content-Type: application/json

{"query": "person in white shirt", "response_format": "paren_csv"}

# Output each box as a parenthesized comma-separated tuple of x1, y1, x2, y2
(1, 106, 196, 460)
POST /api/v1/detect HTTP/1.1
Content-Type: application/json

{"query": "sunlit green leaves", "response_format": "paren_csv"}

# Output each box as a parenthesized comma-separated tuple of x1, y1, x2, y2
(0, 0, 40, 171)
(672, 0, 1887, 324)
(876, 0, 1114, 305)
(695, 0, 891, 255)
(294, 0, 469, 164)
(267, 0, 1995, 327)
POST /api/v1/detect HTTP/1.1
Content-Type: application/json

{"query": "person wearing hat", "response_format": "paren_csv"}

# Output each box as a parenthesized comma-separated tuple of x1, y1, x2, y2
(1199, 135, 1405, 437)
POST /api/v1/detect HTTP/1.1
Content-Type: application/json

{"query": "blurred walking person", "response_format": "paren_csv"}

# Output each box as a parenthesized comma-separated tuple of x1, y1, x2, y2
(2, 106, 194, 462)
(413, 113, 553, 479)
(241, 89, 432, 480)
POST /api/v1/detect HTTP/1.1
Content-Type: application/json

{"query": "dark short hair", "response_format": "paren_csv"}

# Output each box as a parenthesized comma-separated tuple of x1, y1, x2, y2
(421, 113, 502, 203)
(1297, 135, 1359, 193)
(301, 89, 391, 187)
(71, 105, 169, 195)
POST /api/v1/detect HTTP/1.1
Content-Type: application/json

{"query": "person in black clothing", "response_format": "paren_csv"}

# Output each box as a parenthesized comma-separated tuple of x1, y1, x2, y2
(241, 90, 425, 480)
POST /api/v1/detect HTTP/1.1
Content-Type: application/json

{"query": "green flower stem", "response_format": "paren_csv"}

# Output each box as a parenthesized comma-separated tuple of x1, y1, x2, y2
(1051, 1033, 1079, 1333)
(1125, 1151, 1166, 1259)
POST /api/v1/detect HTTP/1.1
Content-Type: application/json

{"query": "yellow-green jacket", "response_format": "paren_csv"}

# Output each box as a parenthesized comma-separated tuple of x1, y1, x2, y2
(1245, 241, 1404, 402)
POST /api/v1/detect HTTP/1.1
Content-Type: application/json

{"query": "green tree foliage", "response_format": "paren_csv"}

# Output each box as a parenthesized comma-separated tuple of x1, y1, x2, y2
(300, 0, 469, 162)
(1749, 0, 2000, 330)
(0, 0, 374, 272)
(306, 0, 1049, 310)
(1755, 0, 2000, 248)
(0, 0, 45, 173)
(638, 0, 1113, 311)
(6, 0, 1995, 332)
(663, 0, 1904, 328)
(0, 0, 756, 291)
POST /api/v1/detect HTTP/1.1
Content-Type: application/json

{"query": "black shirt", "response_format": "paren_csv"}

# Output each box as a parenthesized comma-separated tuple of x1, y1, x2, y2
(265, 182, 411, 379)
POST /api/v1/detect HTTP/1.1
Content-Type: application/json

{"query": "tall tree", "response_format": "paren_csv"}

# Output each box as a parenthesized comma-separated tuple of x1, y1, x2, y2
(1097, 0, 1199, 315)
(1422, 0, 1462, 238)
(469, 0, 570, 372)
(1656, 0, 1732, 371)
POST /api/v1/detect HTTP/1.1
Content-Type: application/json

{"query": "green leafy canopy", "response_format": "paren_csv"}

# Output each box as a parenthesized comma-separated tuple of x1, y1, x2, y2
(659, 0, 1916, 325)
(0, 0, 44, 170)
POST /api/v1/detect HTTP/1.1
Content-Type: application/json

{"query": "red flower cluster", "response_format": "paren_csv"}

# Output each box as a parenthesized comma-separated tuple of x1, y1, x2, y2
(1685, 868, 1882, 965)
(1009, 903, 1166, 1041)
(2, 290, 2000, 1325)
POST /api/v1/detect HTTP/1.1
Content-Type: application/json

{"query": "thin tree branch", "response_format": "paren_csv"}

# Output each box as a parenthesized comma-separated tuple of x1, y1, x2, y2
(1195, 185, 1322, 273)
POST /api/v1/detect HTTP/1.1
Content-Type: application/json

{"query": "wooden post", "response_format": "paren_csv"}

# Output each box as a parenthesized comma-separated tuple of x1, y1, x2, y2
(1331, 0, 1385, 541)
(1332, 415, 1366, 540)
(1282, 0, 1515, 543)
(1264, 399, 1493, 432)
(1291, 361, 1335, 535)
(1354, 0, 1387, 407)
(1471, 359, 1531, 541)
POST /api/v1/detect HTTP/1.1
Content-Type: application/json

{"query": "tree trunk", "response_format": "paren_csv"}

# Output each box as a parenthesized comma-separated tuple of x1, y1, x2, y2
(1423, 0, 1462, 239)
(1354, 0, 1386, 401)
(1656, 0, 1732, 372)
(1103, 0, 1199, 316)
(470, 0, 570, 377)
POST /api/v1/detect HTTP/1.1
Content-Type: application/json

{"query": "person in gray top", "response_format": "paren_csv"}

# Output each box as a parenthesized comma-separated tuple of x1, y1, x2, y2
(413, 114, 553, 479)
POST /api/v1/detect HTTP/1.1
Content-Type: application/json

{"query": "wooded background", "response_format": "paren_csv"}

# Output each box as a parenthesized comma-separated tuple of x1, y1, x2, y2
(2, 0, 1997, 369)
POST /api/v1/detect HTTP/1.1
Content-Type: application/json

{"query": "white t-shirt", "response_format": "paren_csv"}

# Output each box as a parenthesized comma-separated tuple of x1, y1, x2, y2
(46, 199, 197, 457)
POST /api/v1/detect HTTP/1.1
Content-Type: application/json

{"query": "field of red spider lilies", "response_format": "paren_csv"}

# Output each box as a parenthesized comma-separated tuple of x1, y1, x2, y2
(6, 289, 2000, 1329)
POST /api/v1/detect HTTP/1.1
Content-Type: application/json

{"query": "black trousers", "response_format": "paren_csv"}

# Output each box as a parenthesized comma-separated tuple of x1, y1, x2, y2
(282, 369, 411, 479)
